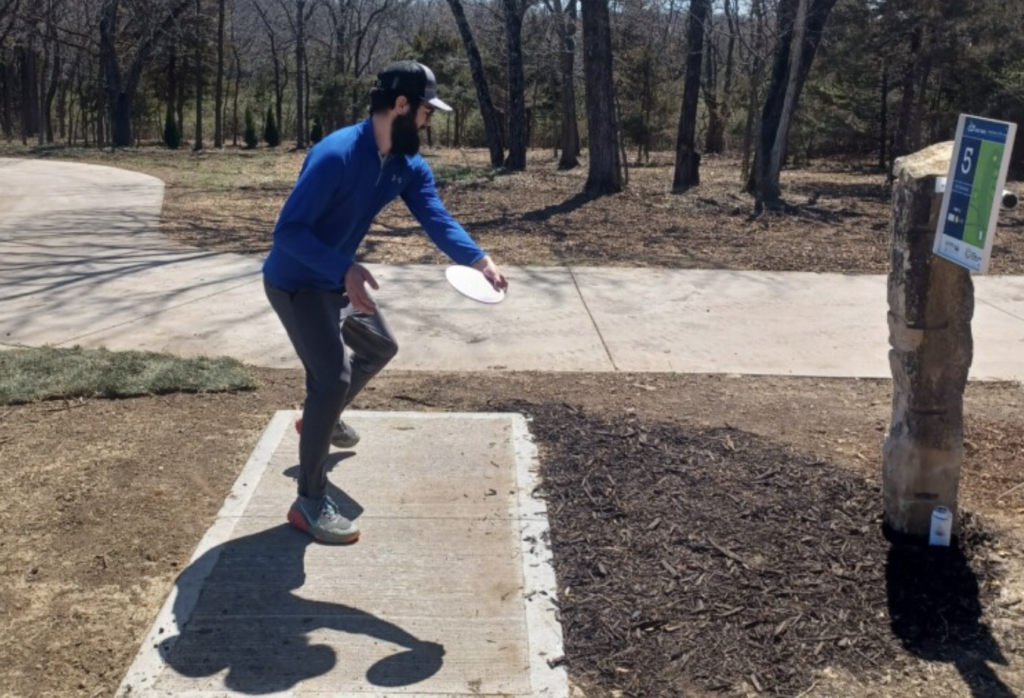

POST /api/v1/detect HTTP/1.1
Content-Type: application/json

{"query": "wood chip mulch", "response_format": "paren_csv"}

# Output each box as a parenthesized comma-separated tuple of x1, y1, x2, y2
(510, 402, 1019, 697)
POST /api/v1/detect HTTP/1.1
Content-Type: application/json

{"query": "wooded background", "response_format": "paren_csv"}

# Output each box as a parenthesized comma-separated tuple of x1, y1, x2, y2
(1, 0, 1022, 205)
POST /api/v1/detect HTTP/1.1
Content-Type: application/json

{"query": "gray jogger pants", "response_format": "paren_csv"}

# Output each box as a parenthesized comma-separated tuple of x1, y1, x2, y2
(264, 279, 398, 498)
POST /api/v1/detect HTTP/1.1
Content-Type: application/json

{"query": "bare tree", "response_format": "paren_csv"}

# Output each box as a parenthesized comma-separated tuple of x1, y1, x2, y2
(739, 0, 768, 182)
(766, 0, 806, 186)
(214, 0, 225, 146)
(673, 0, 709, 191)
(321, 0, 405, 126)
(891, 20, 929, 171)
(704, 0, 736, 154)
(193, 0, 204, 150)
(43, 0, 64, 144)
(99, 0, 191, 147)
(445, 0, 504, 167)
(275, 0, 320, 149)
(290, 0, 307, 148)
(581, 0, 622, 195)
(252, 0, 287, 132)
(544, 0, 578, 169)
(502, 0, 528, 170)
(748, 0, 839, 209)
(228, 7, 253, 146)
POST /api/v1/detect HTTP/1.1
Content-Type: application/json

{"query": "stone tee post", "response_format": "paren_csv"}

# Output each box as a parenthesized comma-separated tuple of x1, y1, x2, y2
(883, 142, 974, 538)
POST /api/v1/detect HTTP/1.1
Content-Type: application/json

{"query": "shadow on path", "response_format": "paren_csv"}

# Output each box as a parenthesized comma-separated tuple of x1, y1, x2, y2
(159, 505, 443, 693)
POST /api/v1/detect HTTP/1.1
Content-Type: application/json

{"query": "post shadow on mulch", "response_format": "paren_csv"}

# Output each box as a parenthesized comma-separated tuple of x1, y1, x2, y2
(158, 452, 444, 694)
(885, 527, 1016, 698)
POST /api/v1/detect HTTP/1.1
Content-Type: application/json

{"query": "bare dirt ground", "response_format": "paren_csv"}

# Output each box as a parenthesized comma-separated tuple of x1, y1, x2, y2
(2, 146, 1024, 698)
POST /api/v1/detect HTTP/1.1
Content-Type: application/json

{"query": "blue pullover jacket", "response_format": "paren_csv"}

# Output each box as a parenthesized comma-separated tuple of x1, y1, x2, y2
(262, 119, 486, 291)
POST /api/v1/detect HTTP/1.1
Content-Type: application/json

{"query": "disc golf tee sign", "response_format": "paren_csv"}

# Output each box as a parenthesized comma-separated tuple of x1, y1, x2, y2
(933, 115, 1017, 274)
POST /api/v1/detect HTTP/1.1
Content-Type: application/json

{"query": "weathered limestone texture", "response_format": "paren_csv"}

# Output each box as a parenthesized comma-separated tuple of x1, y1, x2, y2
(883, 142, 973, 538)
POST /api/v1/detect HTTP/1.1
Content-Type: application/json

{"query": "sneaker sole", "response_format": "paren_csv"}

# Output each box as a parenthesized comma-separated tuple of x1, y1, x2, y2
(287, 508, 360, 545)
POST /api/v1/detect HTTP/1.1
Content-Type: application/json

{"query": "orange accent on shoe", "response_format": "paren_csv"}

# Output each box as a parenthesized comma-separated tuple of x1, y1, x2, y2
(287, 508, 310, 532)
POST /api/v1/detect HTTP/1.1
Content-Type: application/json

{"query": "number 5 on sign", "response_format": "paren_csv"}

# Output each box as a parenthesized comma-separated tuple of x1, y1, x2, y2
(934, 115, 1017, 274)
(961, 147, 974, 175)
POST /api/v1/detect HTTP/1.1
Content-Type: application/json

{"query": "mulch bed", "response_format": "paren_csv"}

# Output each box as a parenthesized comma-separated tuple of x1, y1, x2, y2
(515, 402, 1017, 697)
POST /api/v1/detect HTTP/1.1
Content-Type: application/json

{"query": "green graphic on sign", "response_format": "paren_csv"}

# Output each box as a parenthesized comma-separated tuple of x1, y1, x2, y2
(963, 140, 1002, 248)
(934, 115, 1017, 274)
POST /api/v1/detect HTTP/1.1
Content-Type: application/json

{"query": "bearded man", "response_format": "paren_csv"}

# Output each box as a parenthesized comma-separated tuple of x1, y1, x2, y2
(262, 61, 508, 544)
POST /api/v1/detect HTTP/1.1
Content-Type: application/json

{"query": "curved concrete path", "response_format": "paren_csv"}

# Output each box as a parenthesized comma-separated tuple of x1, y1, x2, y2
(2, 157, 1024, 379)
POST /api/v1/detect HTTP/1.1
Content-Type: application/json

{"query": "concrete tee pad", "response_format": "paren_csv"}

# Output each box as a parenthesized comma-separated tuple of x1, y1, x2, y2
(117, 411, 567, 698)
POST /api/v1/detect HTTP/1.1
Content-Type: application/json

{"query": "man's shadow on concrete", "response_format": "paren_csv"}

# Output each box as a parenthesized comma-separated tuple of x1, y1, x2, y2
(159, 453, 444, 694)
(885, 528, 1015, 698)
(283, 451, 363, 521)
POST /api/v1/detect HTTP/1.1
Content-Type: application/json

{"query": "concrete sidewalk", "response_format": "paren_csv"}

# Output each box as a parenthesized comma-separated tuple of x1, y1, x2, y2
(2, 157, 1023, 380)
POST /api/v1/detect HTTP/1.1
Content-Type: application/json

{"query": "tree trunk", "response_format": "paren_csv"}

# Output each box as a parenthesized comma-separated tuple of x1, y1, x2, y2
(100, 0, 190, 147)
(110, 91, 132, 147)
(0, 55, 11, 141)
(44, 40, 60, 143)
(252, 2, 283, 134)
(295, 0, 307, 149)
(214, 0, 225, 147)
(705, 0, 734, 155)
(57, 66, 68, 140)
(231, 39, 240, 147)
(551, 0, 579, 169)
(38, 40, 48, 146)
(747, 0, 838, 208)
(879, 62, 888, 170)
(892, 26, 923, 168)
(765, 0, 808, 194)
(581, 0, 622, 195)
(703, 25, 724, 155)
(76, 81, 87, 145)
(19, 44, 40, 142)
(884, 141, 971, 538)
(722, 0, 736, 120)
(503, 0, 527, 170)
(194, 0, 204, 151)
(96, 91, 104, 146)
(274, 54, 283, 132)
(673, 0, 710, 191)
(741, 0, 765, 183)
(67, 87, 75, 144)
(304, 55, 311, 139)
(176, 53, 187, 139)
(445, 0, 504, 168)
(167, 43, 177, 129)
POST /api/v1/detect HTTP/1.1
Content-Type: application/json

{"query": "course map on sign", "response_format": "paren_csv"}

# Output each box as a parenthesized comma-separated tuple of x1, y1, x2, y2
(934, 115, 1017, 273)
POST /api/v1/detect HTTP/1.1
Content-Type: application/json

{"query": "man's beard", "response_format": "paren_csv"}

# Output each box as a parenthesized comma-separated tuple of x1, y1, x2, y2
(391, 111, 421, 156)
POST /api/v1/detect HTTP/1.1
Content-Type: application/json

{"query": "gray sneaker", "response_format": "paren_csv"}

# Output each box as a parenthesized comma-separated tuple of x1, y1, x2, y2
(331, 420, 360, 449)
(294, 417, 360, 449)
(287, 494, 360, 544)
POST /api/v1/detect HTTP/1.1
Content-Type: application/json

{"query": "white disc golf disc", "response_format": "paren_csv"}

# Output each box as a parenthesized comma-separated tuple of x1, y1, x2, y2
(445, 265, 506, 304)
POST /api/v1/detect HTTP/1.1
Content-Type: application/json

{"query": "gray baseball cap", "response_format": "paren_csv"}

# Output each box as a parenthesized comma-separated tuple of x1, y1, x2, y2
(374, 61, 452, 112)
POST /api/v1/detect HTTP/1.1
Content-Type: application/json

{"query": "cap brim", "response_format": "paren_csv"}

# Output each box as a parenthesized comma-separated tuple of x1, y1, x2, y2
(428, 97, 453, 112)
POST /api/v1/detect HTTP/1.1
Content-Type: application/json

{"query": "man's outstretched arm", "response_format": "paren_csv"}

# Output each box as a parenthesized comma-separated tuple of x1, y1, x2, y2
(402, 163, 507, 291)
